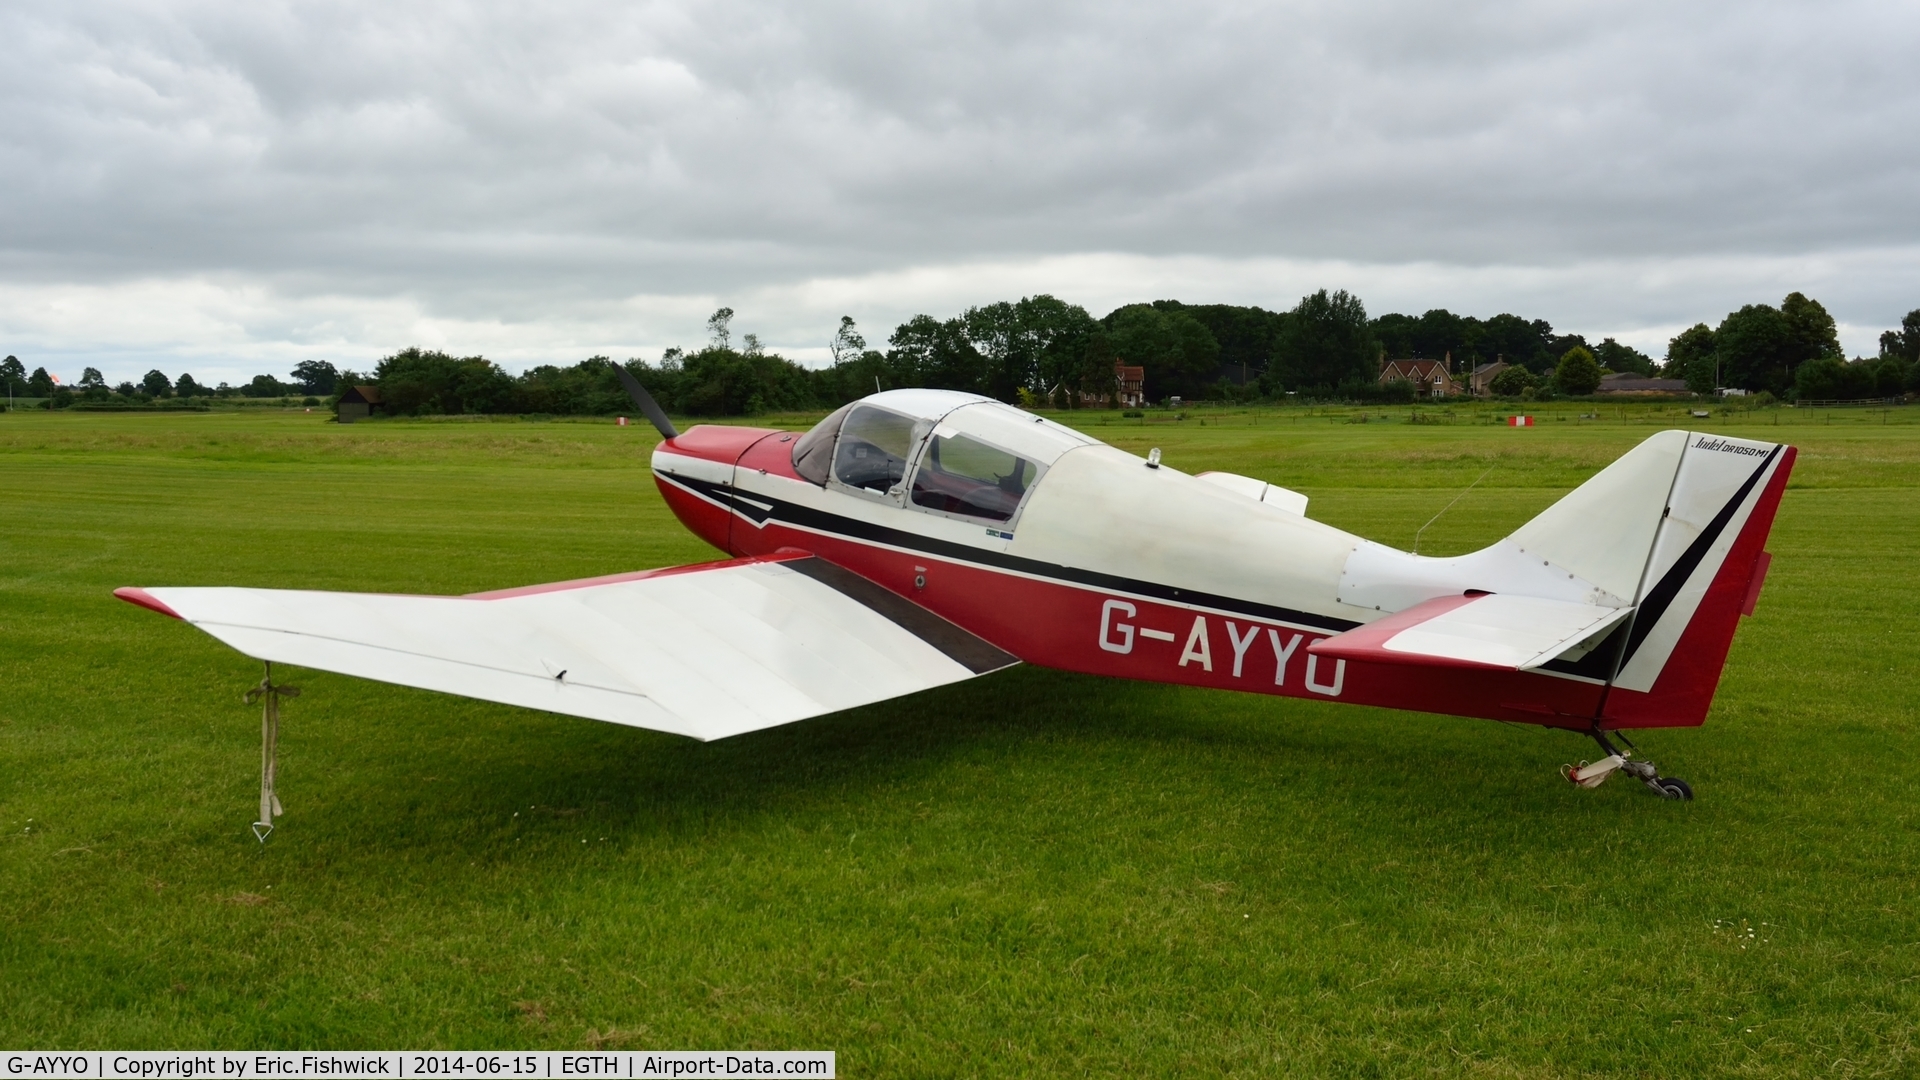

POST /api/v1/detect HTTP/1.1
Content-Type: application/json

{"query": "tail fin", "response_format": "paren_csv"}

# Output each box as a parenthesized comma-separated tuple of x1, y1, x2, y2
(1328, 430, 1794, 728)
(1507, 429, 1795, 725)
(1598, 433, 1794, 726)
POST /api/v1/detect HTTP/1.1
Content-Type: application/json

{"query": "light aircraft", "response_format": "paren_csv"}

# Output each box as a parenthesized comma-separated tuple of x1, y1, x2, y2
(117, 379, 1792, 832)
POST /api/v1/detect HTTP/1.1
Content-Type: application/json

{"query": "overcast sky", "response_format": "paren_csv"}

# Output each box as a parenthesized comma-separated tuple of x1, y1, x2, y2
(3, 0, 1917, 385)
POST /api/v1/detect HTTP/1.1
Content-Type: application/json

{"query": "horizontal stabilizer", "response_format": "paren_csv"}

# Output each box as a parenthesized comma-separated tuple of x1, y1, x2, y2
(118, 555, 1017, 741)
(1309, 593, 1633, 672)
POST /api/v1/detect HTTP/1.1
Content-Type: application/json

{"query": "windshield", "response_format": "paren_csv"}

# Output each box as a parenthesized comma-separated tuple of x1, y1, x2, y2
(791, 403, 853, 485)
(831, 406, 918, 494)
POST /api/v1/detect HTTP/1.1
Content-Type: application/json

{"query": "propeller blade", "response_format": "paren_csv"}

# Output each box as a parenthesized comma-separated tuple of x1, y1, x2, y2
(614, 364, 679, 439)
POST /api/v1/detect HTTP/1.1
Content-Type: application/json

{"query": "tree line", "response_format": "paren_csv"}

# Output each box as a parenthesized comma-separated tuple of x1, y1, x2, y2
(320, 297, 1652, 417)
(1668, 301, 1919, 400)
(7, 296, 1916, 416)
(0, 357, 341, 407)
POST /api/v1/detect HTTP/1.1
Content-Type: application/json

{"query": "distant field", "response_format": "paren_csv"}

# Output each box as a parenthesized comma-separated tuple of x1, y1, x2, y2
(2, 402, 1916, 1076)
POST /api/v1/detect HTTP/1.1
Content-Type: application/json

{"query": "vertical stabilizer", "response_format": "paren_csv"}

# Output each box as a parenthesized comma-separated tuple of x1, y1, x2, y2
(1600, 434, 1794, 726)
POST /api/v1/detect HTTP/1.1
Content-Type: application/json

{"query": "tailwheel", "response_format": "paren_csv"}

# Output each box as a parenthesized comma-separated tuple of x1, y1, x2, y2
(1651, 776, 1694, 801)
(1568, 729, 1695, 800)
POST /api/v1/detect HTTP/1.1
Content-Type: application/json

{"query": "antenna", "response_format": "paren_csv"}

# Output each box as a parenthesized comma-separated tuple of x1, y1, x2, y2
(1413, 465, 1493, 555)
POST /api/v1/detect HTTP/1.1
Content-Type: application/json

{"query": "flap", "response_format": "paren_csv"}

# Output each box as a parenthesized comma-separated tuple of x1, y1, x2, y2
(1308, 593, 1633, 672)
(124, 555, 1017, 742)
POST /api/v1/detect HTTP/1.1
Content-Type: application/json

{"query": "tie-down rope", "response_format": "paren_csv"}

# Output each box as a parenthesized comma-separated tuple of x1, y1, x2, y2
(243, 661, 299, 843)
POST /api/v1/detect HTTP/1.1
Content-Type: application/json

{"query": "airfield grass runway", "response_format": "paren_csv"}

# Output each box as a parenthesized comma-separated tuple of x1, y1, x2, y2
(2, 401, 1916, 1075)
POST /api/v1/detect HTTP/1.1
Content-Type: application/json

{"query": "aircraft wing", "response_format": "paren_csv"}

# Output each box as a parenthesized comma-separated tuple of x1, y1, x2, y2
(1308, 593, 1634, 672)
(115, 553, 1018, 741)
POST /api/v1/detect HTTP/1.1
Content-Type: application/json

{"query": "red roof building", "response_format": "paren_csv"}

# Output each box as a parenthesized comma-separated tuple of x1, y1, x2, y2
(1379, 359, 1459, 398)
(1082, 362, 1146, 408)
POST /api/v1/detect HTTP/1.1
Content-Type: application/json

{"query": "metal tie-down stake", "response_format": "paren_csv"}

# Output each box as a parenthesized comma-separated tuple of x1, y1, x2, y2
(243, 661, 299, 842)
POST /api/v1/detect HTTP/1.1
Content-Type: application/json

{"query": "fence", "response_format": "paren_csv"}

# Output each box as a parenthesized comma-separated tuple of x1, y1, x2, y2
(1793, 397, 1907, 408)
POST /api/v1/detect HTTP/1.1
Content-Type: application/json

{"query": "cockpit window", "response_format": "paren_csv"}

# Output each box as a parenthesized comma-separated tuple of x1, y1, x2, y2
(792, 403, 853, 485)
(910, 432, 1037, 522)
(831, 406, 918, 494)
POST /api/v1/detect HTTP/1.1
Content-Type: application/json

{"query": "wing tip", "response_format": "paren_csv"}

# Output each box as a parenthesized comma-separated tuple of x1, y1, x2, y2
(114, 587, 183, 620)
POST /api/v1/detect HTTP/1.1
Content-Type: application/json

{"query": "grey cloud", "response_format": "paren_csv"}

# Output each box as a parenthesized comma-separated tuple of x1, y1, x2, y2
(1, 0, 1916, 377)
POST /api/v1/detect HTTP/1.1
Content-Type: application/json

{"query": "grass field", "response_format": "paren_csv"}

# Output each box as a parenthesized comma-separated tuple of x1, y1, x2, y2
(2, 401, 1917, 1075)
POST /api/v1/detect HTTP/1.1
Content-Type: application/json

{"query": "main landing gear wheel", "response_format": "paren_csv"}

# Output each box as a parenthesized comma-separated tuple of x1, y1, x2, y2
(1564, 729, 1696, 800)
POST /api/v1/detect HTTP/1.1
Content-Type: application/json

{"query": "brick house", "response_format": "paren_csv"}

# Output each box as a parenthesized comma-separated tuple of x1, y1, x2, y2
(1083, 362, 1147, 408)
(1468, 361, 1510, 397)
(1379, 359, 1459, 398)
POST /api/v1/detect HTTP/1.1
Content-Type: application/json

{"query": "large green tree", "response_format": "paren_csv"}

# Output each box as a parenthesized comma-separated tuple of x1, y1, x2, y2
(962, 301, 1032, 401)
(1488, 365, 1536, 396)
(77, 367, 108, 401)
(1552, 346, 1604, 396)
(1664, 323, 1717, 392)
(1714, 293, 1841, 395)
(1593, 338, 1655, 376)
(1371, 312, 1420, 360)
(1101, 304, 1220, 402)
(374, 348, 515, 415)
(1266, 289, 1377, 393)
(1148, 300, 1284, 383)
(1483, 314, 1555, 373)
(828, 317, 865, 366)
(1874, 356, 1913, 396)
(290, 360, 340, 395)
(1780, 292, 1843, 367)
(887, 315, 989, 394)
(1014, 295, 1102, 404)
(1713, 304, 1791, 393)
(705, 308, 734, 351)
(1878, 308, 1920, 362)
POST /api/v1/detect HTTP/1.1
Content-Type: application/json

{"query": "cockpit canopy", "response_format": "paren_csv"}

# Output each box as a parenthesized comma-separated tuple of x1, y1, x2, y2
(791, 389, 1096, 524)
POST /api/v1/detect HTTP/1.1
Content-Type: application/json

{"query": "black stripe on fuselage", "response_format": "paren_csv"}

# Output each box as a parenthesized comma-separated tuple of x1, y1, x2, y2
(785, 557, 1020, 675)
(657, 471, 1361, 634)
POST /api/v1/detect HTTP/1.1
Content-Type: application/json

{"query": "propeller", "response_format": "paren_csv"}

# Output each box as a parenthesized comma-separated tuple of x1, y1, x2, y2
(614, 363, 679, 440)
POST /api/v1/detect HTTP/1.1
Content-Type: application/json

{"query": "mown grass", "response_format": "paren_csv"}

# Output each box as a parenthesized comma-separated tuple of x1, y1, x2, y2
(2, 403, 1916, 1076)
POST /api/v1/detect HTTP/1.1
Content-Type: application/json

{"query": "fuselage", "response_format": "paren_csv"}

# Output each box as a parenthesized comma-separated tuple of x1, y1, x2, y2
(649, 391, 1790, 732)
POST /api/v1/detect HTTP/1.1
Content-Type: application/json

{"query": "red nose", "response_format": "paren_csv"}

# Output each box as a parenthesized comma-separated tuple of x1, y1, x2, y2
(651, 425, 786, 554)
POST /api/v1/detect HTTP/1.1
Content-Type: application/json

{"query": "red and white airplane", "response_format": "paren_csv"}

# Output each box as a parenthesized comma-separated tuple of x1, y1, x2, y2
(118, 380, 1792, 814)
